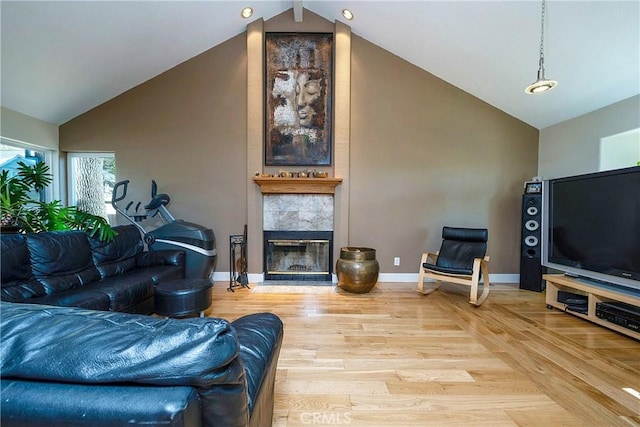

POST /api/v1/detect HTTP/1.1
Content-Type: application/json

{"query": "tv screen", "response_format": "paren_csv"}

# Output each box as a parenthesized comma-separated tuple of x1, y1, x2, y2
(542, 166, 640, 292)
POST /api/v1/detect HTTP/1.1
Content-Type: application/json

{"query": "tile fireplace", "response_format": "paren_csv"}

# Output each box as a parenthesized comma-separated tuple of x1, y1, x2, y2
(262, 193, 335, 281)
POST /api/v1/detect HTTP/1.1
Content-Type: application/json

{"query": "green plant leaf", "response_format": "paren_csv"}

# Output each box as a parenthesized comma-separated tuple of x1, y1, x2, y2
(1, 161, 115, 241)
(68, 209, 116, 242)
(17, 161, 52, 192)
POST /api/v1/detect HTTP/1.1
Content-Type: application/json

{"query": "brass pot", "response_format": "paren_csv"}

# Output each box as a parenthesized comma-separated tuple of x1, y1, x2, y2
(336, 247, 379, 293)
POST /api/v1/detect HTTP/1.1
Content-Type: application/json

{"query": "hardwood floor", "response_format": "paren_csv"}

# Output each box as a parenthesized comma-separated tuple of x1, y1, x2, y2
(210, 282, 640, 426)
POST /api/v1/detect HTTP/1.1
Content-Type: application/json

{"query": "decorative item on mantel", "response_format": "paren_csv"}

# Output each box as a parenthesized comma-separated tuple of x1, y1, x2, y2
(253, 173, 342, 195)
(255, 169, 328, 178)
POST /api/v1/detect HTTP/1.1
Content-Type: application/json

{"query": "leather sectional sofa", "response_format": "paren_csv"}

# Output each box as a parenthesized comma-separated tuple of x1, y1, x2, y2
(0, 227, 285, 426)
(1, 225, 185, 313)
(1, 302, 284, 427)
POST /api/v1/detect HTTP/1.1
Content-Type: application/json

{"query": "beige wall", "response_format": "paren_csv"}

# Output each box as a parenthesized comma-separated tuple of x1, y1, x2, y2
(60, 11, 538, 276)
(349, 36, 538, 273)
(61, 33, 248, 269)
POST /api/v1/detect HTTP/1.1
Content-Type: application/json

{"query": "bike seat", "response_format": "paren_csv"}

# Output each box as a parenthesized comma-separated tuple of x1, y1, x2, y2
(144, 193, 170, 210)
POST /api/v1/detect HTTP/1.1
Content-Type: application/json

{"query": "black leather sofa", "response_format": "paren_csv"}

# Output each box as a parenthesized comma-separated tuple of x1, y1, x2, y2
(1, 302, 284, 427)
(1, 225, 185, 313)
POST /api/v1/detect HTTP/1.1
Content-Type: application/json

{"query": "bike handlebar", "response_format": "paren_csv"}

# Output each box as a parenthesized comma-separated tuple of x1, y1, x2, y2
(113, 179, 170, 211)
(112, 180, 129, 205)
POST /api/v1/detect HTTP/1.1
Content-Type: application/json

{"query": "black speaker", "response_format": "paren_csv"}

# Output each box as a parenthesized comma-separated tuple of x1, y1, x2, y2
(519, 194, 545, 291)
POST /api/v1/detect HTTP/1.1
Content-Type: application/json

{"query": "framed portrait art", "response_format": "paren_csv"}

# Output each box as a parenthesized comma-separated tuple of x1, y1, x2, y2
(265, 33, 333, 166)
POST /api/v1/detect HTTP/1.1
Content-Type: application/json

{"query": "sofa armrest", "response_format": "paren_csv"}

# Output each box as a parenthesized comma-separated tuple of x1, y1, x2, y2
(197, 313, 284, 427)
(232, 313, 284, 426)
(231, 313, 284, 412)
(136, 249, 185, 268)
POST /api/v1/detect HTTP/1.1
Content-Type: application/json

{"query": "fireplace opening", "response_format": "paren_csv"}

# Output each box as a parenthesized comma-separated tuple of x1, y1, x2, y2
(264, 231, 332, 281)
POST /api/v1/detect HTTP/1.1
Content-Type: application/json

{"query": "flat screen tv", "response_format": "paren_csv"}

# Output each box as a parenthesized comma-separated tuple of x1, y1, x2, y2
(542, 166, 640, 293)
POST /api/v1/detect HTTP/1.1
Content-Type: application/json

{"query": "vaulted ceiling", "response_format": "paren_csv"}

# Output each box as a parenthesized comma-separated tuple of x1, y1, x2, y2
(2, 1, 638, 130)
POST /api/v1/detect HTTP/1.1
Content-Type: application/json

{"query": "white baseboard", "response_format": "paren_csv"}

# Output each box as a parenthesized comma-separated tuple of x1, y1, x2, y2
(212, 272, 520, 284)
(380, 273, 519, 283)
(211, 272, 264, 284)
(490, 274, 520, 283)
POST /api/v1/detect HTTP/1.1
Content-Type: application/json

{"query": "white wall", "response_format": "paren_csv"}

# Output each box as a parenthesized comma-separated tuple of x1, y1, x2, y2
(1, 107, 61, 199)
(538, 95, 640, 179)
(600, 128, 640, 171)
(1, 106, 59, 149)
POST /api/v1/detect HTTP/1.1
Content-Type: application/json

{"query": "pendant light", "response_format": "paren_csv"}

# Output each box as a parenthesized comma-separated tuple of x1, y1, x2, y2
(525, 0, 557, 94)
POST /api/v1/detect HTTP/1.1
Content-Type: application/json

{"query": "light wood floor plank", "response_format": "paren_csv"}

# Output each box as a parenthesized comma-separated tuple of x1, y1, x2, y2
(284, 410, 517, 426)
(208, 282, 640, 426)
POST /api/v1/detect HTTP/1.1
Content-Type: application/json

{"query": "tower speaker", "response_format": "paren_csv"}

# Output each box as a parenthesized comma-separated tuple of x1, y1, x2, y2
(520, 193, 545, 291)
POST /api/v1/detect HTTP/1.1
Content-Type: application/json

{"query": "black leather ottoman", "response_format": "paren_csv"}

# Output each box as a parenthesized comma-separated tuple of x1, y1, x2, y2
(154, 279, 213, 318)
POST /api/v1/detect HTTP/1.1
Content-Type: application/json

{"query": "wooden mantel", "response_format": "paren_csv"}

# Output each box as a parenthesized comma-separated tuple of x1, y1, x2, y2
(253, 177, 343, 194)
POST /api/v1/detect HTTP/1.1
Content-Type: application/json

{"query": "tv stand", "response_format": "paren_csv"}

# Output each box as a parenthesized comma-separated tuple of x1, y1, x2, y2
(544, 274, 640, 340)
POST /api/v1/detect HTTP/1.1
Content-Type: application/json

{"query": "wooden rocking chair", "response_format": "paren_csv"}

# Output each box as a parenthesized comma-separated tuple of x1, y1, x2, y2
(417, 227, 490, 307)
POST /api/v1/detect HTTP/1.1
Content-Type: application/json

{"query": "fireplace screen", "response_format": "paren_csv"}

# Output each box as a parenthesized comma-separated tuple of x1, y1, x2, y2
(264, 232, 332, 281)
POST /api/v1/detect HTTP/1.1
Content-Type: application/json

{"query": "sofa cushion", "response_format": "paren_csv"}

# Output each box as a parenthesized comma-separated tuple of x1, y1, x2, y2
(26, 231, 100, 294)
(1, 302, 242, 386)
(31, 288, 111, 311)
(89, 225, 144, 279)
(1, 234, 31, 282)
(85, 274, 155, 312)
(1, 234, 46, 302)
(0, 380, 202, 427)
(136, 264, 184, 285)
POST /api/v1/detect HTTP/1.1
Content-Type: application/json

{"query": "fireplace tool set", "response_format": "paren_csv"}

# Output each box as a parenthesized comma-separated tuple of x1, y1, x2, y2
(228, 225, 249, 291)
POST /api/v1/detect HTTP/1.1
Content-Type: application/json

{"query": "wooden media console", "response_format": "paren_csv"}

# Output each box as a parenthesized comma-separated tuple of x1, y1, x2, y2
(544, 274, 640, 340)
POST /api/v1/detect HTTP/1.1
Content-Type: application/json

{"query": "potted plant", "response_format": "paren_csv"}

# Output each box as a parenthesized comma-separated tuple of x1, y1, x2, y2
(1, 161, 116, 241)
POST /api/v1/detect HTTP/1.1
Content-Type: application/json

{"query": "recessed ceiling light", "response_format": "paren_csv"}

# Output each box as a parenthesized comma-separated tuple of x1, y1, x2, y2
(241, 7, 253, 19)
(342, 9, 353, 20)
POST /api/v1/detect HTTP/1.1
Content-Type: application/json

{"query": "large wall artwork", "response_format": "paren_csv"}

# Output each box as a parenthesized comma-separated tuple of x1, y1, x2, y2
(265, 33, 333, 166)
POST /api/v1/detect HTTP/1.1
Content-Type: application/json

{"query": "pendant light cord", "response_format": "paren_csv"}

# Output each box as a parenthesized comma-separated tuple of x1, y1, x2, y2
(538, 0, 546, 68)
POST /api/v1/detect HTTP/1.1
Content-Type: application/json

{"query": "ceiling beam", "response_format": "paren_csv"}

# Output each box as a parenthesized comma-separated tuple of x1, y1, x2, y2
(293, 0, 303, 22)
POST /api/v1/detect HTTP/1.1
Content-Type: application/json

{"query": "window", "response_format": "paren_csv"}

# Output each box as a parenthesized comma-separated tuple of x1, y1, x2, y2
(1, 137, 55, 202)
(600, 128, 640, 171)
(67, 153, 116, 225)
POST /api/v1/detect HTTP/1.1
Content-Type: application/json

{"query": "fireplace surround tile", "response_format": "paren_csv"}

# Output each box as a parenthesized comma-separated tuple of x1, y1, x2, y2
(281, 211, 301, 230)
(263, 210, 279, 230)
(317, 211, 334, 231)
(298, 210, 318, 230)
(263, 194, 334, 231)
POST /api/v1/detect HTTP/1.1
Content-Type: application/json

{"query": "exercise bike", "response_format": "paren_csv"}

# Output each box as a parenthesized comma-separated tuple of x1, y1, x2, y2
(111, 179, 217, 280)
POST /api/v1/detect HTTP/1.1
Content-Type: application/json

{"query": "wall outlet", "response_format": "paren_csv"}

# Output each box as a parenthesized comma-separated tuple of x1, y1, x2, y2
(394, 257, 400, 266)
